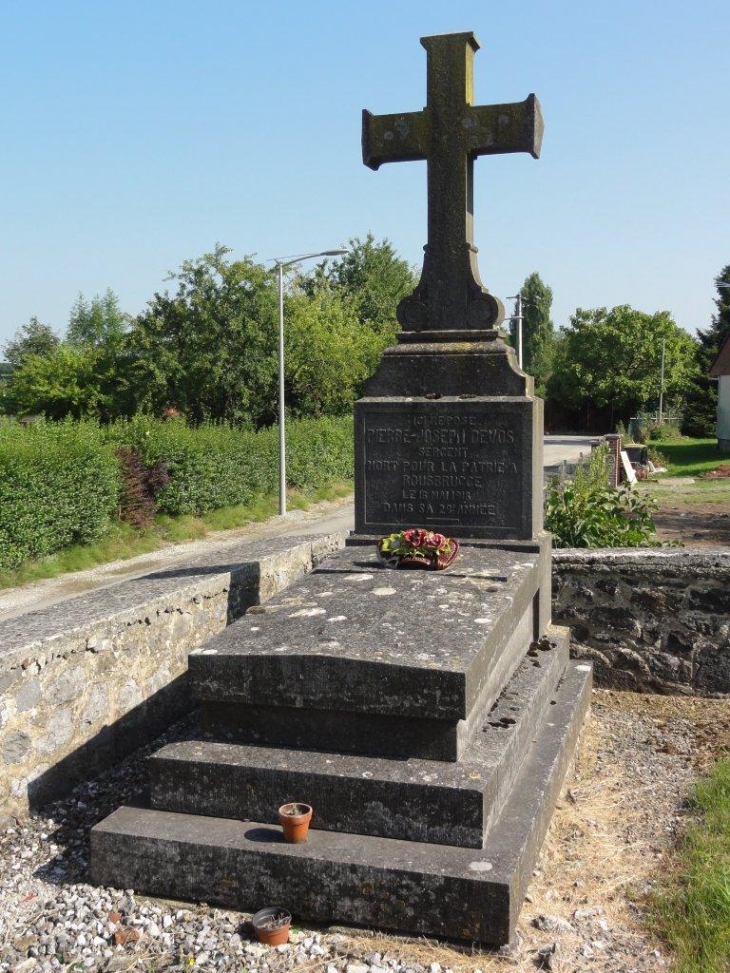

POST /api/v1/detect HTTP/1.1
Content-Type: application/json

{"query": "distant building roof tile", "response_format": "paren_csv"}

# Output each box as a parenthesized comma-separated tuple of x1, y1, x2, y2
(710, 335, 730, 377)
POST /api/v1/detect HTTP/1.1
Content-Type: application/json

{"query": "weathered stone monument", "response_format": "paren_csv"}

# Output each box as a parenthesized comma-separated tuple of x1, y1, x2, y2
(91, 32, 591, 945)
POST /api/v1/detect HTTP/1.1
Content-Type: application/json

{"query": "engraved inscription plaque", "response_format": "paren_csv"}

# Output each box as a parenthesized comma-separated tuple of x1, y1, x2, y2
(355, 397, 540, 539)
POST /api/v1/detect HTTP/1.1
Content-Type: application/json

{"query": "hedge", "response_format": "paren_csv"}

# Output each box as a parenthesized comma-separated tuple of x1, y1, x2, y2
(0, 416, 354, 569)
(105, 416, 354, 516)
(0, 420, 120, 570)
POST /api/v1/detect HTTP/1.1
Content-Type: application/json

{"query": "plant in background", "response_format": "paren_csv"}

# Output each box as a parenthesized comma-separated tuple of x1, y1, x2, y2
(648, 420, 683, 442)
(116, 448, 170, 529)
(545, 445, 659, 548)
(647, 445, 670, 469)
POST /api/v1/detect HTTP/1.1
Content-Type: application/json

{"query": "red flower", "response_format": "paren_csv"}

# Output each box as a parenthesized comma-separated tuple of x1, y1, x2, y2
(403, 528, 429, 548)
(424, 532, 446, 550)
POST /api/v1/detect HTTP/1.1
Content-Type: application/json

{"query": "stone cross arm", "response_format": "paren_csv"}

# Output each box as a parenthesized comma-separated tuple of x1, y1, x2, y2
(361, 32, 544, 336)
(363, 95, 544, 171)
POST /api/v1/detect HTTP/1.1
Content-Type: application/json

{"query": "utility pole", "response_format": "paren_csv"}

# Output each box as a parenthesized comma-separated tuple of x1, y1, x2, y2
(658, 337, 665, 424)
(506, 292, 523, 368)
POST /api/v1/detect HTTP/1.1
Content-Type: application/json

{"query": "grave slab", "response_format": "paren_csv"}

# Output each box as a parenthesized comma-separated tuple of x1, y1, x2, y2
(189, 544, 548, 724)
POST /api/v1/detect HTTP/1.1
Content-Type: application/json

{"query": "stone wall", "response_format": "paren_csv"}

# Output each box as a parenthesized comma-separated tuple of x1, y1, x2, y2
(3, 537, 728, 821)
(0, 532, 345, 822)
(553, 549, 730, 696)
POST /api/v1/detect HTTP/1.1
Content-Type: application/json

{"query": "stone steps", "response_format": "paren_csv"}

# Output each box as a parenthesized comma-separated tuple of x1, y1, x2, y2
(149, 632, 569, 848)
(91, 661, 591, 945)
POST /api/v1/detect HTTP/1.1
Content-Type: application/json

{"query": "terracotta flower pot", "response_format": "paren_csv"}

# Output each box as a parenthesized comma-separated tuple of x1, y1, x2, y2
(278, 802, 313, 843)
(252, 906, 292, 946)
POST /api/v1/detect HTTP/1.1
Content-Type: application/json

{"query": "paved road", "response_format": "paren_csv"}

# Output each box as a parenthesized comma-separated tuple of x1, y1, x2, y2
(0, 435, 596, 621)
(543, 434, 595, 469)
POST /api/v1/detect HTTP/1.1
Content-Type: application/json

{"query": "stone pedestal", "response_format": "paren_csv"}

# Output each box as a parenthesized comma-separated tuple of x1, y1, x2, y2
(355, 337, 543, 539)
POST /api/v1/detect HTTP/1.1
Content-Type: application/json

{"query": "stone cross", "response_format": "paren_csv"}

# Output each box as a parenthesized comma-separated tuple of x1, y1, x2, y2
(363, 32, 543, 337)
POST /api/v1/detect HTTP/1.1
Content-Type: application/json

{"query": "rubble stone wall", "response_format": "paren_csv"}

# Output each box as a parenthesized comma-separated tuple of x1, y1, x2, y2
(553, 549, 730, 696)
(2, 538, 727, 821)
(0, 532, 345, 821)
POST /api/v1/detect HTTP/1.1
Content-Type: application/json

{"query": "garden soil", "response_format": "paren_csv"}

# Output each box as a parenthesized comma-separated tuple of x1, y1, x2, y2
(652, 500, 730, 547)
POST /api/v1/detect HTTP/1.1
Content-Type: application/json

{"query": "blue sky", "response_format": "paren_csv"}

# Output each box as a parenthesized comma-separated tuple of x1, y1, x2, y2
(0, 0, 728, 347)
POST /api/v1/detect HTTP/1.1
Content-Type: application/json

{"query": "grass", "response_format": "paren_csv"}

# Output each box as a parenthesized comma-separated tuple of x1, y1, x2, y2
(639, 480, 730, 506)
(651, 438, 730, 478)
(649, 759, 730, 973)
(0, 481, 353, 591)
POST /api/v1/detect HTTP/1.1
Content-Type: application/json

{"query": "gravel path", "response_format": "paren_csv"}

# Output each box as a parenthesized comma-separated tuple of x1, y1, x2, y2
(2, 689, 729, 973)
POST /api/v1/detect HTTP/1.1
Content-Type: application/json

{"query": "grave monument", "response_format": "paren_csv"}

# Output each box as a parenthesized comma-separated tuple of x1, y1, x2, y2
(91, 32, 591, 945)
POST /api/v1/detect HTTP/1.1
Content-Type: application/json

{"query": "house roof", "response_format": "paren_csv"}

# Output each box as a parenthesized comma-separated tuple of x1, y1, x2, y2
(710, 334, 730, 377)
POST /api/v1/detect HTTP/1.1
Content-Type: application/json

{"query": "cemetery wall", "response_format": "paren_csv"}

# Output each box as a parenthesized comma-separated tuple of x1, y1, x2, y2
(2, 540, 727, 821)
(0, 532, 345, 822)
(553, 549, 730, 696)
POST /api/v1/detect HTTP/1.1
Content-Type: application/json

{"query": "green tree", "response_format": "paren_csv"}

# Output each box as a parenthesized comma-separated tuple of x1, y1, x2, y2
(2, 317, 60, 367)
(510, 272, 554, 390)
(304, 234, 416, 342)
(682, 266, 730, 436)
(284, 285, 382, 417)
(545, 305, 698, 430)
(1, 344, 117, 419)
(67, 289, 130, 348)
(126, 245, 279, 425)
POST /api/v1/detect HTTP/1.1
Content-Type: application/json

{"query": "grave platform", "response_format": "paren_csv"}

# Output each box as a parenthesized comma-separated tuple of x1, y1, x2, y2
(91, 540, 590, 945)
(189, 544, 549, 722)
(151, 627, 569, 848)
(91, 659, 590, 945)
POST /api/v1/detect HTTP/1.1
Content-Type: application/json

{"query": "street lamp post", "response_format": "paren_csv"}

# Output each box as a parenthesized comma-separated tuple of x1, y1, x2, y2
(272, 248, 348, 516)
(506, 292, 524, 368)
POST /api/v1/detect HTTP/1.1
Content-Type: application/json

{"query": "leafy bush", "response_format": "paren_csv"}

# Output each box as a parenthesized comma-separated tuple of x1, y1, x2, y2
(0, 415, 354, 573)
(105, 419, 276, 516)
(286, 417, 354, 489)
(545, 445, 659, 548)
(116, 447, 170, 529)
(648, 421, 683, 441)
(0, 419, 120, 569)
(647, 445, 669, 468)
(682, 413, 716, 438)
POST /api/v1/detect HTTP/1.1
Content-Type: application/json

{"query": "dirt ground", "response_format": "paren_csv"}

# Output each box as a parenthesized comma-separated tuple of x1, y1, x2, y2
(325, 690, 730, 972)
(652, 501, 730, 547)
(644, 478, 730, 548)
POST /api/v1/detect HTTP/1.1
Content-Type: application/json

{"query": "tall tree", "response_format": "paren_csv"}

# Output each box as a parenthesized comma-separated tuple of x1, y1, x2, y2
(125, 245, 279, 425)
(1, 344, 116, 419)
(2, 317, 60, 367)
(682, 266, 730, 436)
(304, 234, 416, 343)
(510, 272, 554, 389)
(545, 305, 698, 430)
(67, 289, 130, 348)
(284, 285, 382, 417)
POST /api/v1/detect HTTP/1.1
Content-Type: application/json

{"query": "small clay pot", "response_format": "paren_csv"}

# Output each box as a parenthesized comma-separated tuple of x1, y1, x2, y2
(278, 802, 313, 843)
(252, 906, 292, 946)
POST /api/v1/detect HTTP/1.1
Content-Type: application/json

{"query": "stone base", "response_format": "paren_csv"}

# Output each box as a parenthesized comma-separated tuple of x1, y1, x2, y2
(91, 662, 590, 945)
(91, 539, 588, 945)
(151, 631, 569, 848)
